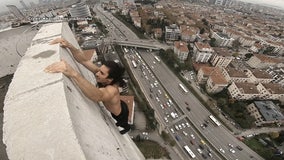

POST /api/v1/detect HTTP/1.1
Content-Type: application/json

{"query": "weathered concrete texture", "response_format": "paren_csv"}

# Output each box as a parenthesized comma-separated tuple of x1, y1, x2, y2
(3, 22, 144, 160)
(0, 25, 39, 78)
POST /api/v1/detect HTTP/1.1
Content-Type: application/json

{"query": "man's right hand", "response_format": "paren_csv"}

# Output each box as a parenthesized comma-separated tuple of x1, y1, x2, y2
(44, 60, 78, 78)
(49, 38, 71, 48)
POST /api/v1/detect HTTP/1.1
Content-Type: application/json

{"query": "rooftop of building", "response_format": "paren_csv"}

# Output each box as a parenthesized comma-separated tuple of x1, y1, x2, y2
(235, 82, 259, 94)
(254, 101, 284, 121)
(226, 67, 248, 78)
(251, 69, 273, 79)
(262, 83, 284, 94)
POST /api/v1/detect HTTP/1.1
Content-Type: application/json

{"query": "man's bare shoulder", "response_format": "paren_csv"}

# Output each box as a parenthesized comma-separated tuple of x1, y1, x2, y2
(101, 85, 119, 95)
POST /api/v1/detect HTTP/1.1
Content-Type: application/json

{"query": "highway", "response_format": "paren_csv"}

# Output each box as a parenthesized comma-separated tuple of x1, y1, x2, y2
(93, 4, 264, 160)
(140, 51, 262, 160)
(93, 5, 170, 50)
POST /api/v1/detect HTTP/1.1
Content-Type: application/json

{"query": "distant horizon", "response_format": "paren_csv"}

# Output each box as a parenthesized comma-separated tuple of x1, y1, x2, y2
(0, 0, 39, 13)
(0, 0, 284, 14)
(239, 0, 284, 10)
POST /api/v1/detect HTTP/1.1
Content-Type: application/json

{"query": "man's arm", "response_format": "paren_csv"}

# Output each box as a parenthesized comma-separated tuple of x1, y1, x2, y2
(45, 60, 114, 102)
(50, 38, 99, 73)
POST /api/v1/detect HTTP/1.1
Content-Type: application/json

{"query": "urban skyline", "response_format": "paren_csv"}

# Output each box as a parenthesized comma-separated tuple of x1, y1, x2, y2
(0, 0, 284, 13)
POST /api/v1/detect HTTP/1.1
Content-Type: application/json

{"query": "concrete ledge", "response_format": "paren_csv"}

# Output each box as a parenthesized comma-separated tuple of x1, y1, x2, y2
(3, 22, 144, 160)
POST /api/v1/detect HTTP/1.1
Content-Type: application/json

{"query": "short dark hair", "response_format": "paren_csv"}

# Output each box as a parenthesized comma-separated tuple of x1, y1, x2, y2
(103, 61, 125, 86)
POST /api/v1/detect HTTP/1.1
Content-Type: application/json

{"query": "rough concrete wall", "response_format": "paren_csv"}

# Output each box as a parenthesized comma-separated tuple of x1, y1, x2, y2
(0, 25, 39, 78)
(3, 22, 144, 160)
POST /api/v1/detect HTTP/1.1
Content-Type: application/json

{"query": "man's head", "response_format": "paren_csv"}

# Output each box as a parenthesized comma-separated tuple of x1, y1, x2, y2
(95, 61, 125, 86)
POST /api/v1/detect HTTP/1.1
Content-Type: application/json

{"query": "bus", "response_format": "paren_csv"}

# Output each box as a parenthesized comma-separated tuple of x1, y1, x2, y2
(209, 115, 221, 126)
(154, 56, 161, 63)
(131, 60, 137, 68)
(184, 145, 196, 158)
(179, 83, 189, 94)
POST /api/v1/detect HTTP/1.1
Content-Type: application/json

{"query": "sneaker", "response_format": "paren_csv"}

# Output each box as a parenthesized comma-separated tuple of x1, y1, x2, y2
(119, 126, 130, 135)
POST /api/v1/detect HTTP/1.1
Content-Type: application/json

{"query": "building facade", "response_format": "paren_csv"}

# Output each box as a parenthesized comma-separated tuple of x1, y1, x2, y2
(193, 42, 214, 63)
(69, 2, 91, 18)
(165, 24, 181, 41)
(173, 41, 189, 61)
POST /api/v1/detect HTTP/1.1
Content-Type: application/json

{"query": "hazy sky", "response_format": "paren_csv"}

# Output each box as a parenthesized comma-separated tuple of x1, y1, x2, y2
(0, 0, 284, 13)
(1, 0, 39, 13)
(239, 0, 284, 10)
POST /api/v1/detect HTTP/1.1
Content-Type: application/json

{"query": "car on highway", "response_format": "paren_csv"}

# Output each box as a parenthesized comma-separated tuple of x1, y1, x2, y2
(229, 148, 236, 153)
(236, 145, 243, 151)
(170, 128, 175, 134)
(175, 125, 179, 131)
(219, 148, 225, 153)
(208, 152, 213, 158)
(186, 122, 190, 127)
(164, 117, 168, 123)
(185, 101, 189, 105)
(186, 107, 191, 112)
(197, 148, 202, 154)
(175, 135, 181, 141)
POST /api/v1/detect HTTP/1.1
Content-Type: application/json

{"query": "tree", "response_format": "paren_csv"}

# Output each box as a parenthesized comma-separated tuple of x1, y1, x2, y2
(245, 53, 254, 59)
(202, 18, 209, 26)
(209, 38, 217, 47)
(270, 132, 280, 139)
(217, 98, 227, 108)
(232, 39, 241, 51)
(263, 46, 275, 55)
(200, 28, 205, 34)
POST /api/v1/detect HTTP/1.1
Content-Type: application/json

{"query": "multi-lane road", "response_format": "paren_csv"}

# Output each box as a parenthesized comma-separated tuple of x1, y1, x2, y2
(93, 4, 264, 160)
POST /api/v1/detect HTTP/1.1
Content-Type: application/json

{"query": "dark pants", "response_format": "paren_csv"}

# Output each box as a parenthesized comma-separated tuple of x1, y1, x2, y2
(111, 100, 130, 133)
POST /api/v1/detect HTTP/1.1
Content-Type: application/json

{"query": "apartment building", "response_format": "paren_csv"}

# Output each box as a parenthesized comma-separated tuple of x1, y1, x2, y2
(211, 31, 234, 47)
(165, 24, 181, 41)
(249, 43, 263, 53)
(196, 33, 211, 42)
(247, 101, 284, 126)
(132, 16, 141, 28)
(153, 28, 162, 39)
(266, 40, 284, 56)
(206, 73, 228, 94)
(173, 41, 189, 61)
(221, 67, 250, 83)
(246, 54, 282, 69)
(246, 69, 274, 84)
(210, 47, 234, 68)
(261, 83, 284, 100)
(223, 28, 242, 41)
(228, 82, 284, 100)
(193, 42, 214, 63)
(266, 66, 284, 86)
(180, 25, 199, 42)
(129, 10, 141, 28)
(239, 35, 255, 47)
(228, 82, 260, 100)
(196, 66, 227, 93)
(69, 2, 91, 18)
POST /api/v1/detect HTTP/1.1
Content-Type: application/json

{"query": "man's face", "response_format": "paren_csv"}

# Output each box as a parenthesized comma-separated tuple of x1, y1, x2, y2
(95, 65, 112, 84)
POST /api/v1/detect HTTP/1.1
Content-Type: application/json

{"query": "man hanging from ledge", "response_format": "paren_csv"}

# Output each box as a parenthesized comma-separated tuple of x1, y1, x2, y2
(44, 38, 131, 135)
